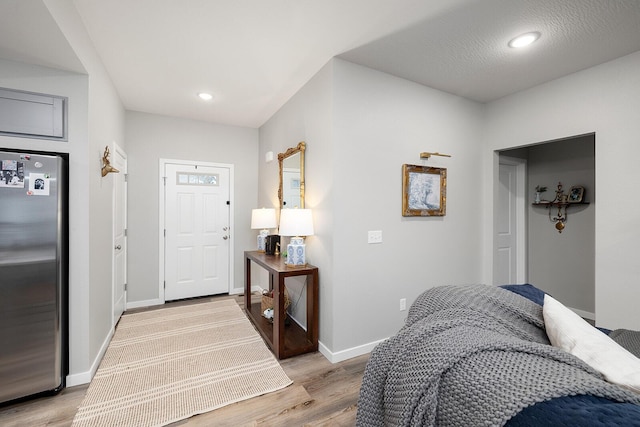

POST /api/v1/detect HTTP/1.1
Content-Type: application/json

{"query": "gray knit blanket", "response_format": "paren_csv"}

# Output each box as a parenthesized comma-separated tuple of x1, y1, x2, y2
(356, 285, 640, 426)
(610, 328, 640, 358)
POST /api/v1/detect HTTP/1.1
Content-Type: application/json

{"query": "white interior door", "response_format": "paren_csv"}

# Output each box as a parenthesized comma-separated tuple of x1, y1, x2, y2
(164, 163, 230, 300)
(112, 145, 127, 325)
(495, 156, 526, 285)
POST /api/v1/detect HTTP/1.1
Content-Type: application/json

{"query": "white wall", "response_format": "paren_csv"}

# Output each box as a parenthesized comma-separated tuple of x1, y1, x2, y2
(259, 60, 334, 339)
(125, 111, 259, 304)
(330, 60, 484, 355)
(484, 50, 640, 330)
(260, 58, 485, 360)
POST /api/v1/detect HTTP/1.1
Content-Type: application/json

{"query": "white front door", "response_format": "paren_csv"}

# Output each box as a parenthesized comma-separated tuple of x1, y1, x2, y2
(112, 145, 127, 325)
(495, 156, 526, 285)
(164, 162, 230, 300)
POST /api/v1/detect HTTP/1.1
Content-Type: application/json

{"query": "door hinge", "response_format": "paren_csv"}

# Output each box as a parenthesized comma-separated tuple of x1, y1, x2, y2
(164, 229, 166, 237)
(124, 173, 128, 182)
(124, 228, 128, 237)
(124, 283, 127, 291)
(164, 281, 166, 289)
(162, 176, 167, 185)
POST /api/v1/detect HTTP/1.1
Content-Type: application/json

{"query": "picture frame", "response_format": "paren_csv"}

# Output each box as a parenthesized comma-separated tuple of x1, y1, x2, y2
(402, 164, 446, 217)
(568, 185, 584, 203)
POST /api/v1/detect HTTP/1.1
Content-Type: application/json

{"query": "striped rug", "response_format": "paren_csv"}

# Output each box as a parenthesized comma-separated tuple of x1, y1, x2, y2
(72, 299, 292, 427)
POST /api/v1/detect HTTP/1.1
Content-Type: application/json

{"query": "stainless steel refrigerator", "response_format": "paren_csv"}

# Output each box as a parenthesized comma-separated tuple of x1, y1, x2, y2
(0, 149, 67, 404)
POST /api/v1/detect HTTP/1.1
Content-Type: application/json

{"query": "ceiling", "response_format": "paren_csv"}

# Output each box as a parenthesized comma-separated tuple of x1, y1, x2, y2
(2, 0, 640, 128)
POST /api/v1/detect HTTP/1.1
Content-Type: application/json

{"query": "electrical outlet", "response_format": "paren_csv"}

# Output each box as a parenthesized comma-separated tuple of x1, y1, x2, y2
(400, 298, 406, 311)
(368, 230, 383, 244)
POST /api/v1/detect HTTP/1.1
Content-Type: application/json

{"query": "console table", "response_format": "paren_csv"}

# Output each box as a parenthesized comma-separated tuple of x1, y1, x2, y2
(244, 251, 319, 359)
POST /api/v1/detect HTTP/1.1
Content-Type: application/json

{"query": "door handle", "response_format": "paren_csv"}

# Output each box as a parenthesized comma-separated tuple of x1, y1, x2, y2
(223, 227, 228, 231)
(115, 245, 122, 250)
(223, 236, 228, 240)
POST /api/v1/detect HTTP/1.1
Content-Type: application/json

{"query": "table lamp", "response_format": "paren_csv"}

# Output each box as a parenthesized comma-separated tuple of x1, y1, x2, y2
(279, 208, 314, 266)
(251, 208, 277, 252)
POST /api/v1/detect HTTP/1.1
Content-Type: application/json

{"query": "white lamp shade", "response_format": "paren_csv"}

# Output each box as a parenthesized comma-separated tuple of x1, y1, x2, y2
(279, 208, 314, 237)
(251, 208, 277, 229)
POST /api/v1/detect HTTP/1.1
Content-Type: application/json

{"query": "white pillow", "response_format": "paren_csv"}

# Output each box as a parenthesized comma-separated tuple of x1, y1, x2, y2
(543, 294, 640, 394)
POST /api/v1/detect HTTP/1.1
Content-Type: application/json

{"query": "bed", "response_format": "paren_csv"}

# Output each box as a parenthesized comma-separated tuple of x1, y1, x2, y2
(356, 284, 640, 426)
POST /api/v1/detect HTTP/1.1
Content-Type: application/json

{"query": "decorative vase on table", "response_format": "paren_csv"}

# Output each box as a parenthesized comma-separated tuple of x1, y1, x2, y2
(535, 192, 541, 204)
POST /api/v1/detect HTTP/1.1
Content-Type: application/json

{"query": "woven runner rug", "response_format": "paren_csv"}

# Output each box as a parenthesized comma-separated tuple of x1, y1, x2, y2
(72, 299, 292, 427)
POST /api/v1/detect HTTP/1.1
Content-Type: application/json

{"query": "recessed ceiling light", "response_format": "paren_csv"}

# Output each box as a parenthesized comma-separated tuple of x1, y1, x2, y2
(508, 32, 541, 48)
(198, 92, 213, 101)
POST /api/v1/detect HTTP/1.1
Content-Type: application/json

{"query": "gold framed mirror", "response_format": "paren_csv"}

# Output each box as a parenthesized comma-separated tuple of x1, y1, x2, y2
(278, 142, 305, 209)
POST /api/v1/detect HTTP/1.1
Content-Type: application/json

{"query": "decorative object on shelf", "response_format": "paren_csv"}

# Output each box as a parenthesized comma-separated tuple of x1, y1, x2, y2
(534, 185, 547, 204)
(261, 288, 291, 320)
(569, 186, 585, 203)
(552, 182, 566, 203)
(279, 208, 314, 267)
(251, 208, 277, 252)
(101, 146, 119, 177)
(532, 182, 588, 233)
(402, 164, 446, 217)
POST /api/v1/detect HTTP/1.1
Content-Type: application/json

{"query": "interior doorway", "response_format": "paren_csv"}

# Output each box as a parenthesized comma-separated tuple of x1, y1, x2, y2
(112, 144, 127, 326)
(496, 134, 595, 318)
(495, 156, 527, 285)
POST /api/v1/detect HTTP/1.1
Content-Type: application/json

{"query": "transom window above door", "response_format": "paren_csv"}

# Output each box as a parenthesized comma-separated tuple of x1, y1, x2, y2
(176, 172, 219, 186)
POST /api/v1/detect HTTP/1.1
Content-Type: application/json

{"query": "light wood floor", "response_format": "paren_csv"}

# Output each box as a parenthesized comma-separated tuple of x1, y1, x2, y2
(0, 294, 369, 427)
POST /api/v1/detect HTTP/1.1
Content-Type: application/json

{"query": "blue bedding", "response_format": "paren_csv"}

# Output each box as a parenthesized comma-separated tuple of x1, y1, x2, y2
(508, 395, 640, 426)
(501, 283, 546, 306)
(501, 284, 640, 426)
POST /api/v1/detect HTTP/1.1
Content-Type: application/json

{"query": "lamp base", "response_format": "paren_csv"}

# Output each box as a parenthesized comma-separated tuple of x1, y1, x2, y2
(286, 237, 306, 266)
(285, 263, 308, 269)
(257, 229, 269, 252)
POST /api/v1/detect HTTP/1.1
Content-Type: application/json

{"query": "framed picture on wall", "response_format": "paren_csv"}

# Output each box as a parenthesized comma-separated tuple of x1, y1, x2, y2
(568, 185, 584, 203)
(402, 164, 446, 216)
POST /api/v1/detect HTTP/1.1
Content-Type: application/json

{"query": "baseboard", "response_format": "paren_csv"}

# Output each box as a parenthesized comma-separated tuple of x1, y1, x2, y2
(229, 287, 244, 295)
(318, 337, 387, 364)
(317, 307, 595, 364)
(66, 369, 92, 387)
(65, 324, 115, 387)
(570, 306, 595, 321)
(126, 298, 164, 310)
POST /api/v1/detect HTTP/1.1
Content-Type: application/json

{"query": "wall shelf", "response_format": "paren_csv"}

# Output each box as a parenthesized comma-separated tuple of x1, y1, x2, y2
(532, 183, 589, 233)
(532, 201, 590, 207)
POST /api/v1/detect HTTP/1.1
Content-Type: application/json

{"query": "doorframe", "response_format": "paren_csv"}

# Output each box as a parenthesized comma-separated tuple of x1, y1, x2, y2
(495, 155, 527, 284)
(112, 143, 127, 326)
(158, 158, 235, 303)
